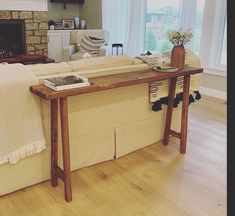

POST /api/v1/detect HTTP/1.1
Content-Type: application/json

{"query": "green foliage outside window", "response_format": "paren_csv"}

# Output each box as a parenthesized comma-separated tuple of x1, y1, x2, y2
(145, 6, 179, 53)
(145, 30, 157, 51)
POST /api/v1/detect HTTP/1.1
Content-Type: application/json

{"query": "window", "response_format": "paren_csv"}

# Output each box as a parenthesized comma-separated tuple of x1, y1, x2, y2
(202, 0, 227, 71)
(103, 0, 227, 70)
(144, 0, 205, 54)
(220, 17, 227, 65)
(145, 0, 181, 52)
(192, 0, 205, 54)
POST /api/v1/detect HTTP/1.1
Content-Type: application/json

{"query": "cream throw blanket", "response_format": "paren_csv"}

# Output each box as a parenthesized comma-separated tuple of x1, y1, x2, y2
(0, 63, 46, 164)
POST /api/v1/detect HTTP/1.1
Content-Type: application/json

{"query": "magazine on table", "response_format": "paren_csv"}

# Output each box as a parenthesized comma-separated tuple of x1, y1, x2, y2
(44, 74, 90, 91)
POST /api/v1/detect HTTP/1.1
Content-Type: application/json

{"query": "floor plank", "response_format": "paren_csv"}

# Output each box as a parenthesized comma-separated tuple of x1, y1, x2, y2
(0, 95, 226, 216)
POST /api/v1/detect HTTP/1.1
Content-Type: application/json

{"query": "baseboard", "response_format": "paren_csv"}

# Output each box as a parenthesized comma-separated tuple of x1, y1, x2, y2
(200, 87, 227, 100)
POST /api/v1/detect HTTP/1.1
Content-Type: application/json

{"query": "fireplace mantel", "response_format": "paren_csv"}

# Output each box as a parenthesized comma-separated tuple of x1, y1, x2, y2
(0, 0, 47, 12)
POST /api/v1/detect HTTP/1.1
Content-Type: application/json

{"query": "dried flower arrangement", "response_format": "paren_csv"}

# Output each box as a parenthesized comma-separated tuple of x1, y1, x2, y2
(167, 29, 193, 46)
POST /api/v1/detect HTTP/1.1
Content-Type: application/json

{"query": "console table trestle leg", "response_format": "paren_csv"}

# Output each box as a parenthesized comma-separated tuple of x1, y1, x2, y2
(50, 97, 72, 202)
(163, 75, 191, 154)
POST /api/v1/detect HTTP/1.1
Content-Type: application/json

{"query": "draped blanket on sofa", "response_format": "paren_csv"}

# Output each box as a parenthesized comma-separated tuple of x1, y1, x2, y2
(0, 63, 46, 164)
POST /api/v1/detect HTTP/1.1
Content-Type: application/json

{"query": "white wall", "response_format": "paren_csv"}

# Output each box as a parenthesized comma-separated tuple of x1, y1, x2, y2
(0, 0, 48, 11)
(47, 1, 80, 21)
(200, 73, 227, 100)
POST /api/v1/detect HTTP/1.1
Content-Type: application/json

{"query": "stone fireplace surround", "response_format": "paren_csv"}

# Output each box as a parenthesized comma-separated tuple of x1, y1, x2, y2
(0, 11, 48, 56)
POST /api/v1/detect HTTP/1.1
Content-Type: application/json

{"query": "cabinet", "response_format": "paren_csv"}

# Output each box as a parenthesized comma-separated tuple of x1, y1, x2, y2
(47, 30, 72, 62)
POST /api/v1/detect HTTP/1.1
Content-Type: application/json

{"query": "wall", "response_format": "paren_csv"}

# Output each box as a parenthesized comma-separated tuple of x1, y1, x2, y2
(47, 1, 80, 21)
(79, 0, 102, 29)
(200, 71, 227, 100)
(0, 0, 47, 11)
(47, 0, 102, 28)
(201, 73, 226, 92)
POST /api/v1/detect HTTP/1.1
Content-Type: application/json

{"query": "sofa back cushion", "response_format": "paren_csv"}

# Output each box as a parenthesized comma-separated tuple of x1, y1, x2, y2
(68, 55, 135, 71)
(74, 64, 150, 78)
(184, 48, 201, 67)
(25, 62, 73, 76)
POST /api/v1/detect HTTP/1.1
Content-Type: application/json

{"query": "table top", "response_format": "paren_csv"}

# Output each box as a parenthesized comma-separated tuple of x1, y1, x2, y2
(30, 66, 203, 100)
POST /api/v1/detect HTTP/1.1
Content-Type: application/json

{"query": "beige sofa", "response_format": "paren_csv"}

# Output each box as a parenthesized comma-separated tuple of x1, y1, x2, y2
(0, 54, 201, 196)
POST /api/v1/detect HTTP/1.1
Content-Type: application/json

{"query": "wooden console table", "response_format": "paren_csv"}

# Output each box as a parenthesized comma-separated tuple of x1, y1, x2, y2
(30, 66, 203, 202)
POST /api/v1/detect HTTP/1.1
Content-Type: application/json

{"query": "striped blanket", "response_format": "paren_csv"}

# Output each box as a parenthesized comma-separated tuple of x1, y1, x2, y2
(136, 48, 202, 111)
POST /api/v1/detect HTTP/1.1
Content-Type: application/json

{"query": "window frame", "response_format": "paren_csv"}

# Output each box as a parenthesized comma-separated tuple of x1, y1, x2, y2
(199, 0, 227, 75)
(209, 0, 227, 70)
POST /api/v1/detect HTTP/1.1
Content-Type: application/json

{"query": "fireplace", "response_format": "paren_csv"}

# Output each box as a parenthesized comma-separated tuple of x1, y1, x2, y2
(0, 19, 26, 58)
(0, 10, 49, 64)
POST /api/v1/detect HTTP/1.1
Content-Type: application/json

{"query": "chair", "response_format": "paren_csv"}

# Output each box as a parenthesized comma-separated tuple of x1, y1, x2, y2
(62, 30, 109, 62)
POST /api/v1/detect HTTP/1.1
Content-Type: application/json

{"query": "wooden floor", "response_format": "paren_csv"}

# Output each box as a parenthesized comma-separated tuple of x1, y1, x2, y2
(0, 95, 226, 216)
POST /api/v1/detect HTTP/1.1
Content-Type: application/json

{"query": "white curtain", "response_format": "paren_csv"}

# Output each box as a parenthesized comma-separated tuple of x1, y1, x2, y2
(179, 0, 197, 50)
(179, 0, 197, 30)
(102, 0, 147, 57)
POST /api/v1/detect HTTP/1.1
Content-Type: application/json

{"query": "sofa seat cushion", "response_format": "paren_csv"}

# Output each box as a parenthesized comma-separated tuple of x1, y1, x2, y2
(25, 62, 73, 76)
(68, 55, 135, 71)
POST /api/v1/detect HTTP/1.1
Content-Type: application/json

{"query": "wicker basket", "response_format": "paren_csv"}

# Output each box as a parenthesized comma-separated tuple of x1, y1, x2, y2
(171, 45, 185, 69)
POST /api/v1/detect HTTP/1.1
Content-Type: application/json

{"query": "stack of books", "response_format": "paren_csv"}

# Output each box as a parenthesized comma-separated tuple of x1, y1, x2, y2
(44, 74, 90, 91)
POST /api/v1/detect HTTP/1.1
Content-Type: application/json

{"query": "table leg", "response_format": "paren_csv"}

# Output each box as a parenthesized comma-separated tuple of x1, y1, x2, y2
(51, 99, 58, 187)
(59, 97, 72, 202)
(163, 77, 177, 145)
(180, 75, 190, 153)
